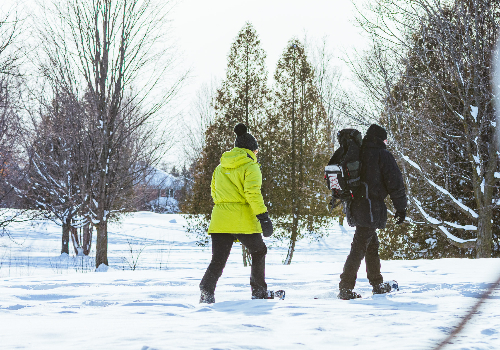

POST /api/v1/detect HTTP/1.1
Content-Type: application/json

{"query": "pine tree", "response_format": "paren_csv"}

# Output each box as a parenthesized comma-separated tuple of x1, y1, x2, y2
(264, 39, 331, 265)
(185, 23, 270, 263)
(215, 22, 269, 130)
(351, 0, 500, 258)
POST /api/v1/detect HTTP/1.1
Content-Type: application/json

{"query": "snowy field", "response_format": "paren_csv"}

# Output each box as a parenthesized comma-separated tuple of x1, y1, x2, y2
(0, 212, 499, 350)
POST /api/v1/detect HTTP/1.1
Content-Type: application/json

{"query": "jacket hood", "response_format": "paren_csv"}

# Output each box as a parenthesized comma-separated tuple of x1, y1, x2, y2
(220, 147, 256, 169)
(362, 134, 386, 150)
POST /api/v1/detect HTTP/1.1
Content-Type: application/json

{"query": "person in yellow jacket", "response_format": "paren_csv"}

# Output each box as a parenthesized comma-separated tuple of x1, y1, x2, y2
(199, 123, 273, 303)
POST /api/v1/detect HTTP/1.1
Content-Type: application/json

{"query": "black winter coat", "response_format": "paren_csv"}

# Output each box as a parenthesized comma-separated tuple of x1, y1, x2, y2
(347, 135, 407, 229)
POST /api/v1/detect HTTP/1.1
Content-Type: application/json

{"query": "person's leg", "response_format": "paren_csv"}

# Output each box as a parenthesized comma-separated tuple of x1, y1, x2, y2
(365, 229, 383, 286)
(339, 226, 374, 290)
(234, 233, 267, 298)
(199, 233, 234, 295)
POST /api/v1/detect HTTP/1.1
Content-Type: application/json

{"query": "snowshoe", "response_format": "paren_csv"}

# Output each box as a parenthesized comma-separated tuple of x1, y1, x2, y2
(337, 288, 362, 300)
(199, 291, 215, 304)
(372, 280, 398, 295)
(252, 290, 285, 300)
(275, 290, 286, 300)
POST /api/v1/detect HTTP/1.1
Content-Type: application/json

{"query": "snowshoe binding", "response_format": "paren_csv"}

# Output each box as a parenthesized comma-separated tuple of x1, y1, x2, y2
(252, 290, 286, 300)
(337, 288, 362, 300)
(372, 280, 398, 295)
(275, 290, 286, 300)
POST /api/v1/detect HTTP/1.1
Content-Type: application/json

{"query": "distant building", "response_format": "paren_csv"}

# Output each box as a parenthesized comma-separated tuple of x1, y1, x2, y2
(135, 167, 183, 213)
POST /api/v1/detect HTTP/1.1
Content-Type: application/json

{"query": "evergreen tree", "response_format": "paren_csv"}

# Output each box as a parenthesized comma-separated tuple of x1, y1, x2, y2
(177, 164, 192, 212)
(264, 39, 331, 265)
(216, 22, 269, 128)
(186, 22, 269, 212)
(350, 0, 500, 258)
(184, 23, 270, 262)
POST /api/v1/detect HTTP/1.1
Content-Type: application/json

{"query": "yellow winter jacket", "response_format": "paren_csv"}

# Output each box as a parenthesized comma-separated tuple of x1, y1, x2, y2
(208, 147, 267, 234)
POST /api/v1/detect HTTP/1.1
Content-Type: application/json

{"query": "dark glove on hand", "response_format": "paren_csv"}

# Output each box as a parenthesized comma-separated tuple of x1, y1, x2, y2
(394, 209, 406, 225)
(257, 212, 273, 237)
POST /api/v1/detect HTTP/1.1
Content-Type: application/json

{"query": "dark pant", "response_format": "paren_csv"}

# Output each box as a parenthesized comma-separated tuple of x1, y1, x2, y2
(339, 226, 383, 290)
(200, 233, 268, 298)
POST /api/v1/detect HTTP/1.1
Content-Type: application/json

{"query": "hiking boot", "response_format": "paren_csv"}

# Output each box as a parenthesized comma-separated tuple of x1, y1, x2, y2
(199, 291, 215, 304)
(337, 288, 362, 300)
(372, 282, 392, 295)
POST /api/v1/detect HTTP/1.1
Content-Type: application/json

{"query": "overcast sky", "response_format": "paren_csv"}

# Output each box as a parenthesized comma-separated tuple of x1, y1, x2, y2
(171, 0, 366, 92)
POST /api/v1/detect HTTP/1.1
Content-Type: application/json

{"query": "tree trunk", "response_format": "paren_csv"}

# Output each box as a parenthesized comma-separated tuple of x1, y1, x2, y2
(284, 46, 298, 266)
(474, 135, 497, 258)
(242, 246, 251, 267)
(61, 222, 70, 254)
(339, 212, 345, 226)
(83, 223, 93, 256)
(284, 214, 300, 265)
(95, 129, 110, 267)
(476, 207, 493, 258)
(70, 226, 81, 256)
(95, 221, 108, 268)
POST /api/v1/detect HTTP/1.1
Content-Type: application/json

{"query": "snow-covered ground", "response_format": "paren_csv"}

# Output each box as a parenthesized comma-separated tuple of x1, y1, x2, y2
(1, 212, 499, 350)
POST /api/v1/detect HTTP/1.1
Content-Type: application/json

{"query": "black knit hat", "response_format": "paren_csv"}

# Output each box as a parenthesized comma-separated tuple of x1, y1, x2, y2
(234, 123, 258, 152)
(366, 124, 388, 141)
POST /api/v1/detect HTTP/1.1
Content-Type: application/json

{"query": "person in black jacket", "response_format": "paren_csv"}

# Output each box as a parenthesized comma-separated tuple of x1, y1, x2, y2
(338, 124, 407, 300)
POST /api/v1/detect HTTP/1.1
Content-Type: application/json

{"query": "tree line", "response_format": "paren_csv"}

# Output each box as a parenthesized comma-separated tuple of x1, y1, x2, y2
(183, 1, 500, 262)
(0, 0, 498, 268)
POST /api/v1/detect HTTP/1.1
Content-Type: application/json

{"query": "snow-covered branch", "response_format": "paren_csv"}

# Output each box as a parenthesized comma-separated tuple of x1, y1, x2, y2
(402, 154, 479, 219)
(413, 199, 477, 249)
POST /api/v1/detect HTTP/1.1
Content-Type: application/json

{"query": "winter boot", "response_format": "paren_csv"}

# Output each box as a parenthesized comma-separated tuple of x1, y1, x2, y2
(199, 290, 215, 304)
(372, 281, 393, 295)
(337, 288, 362, 300)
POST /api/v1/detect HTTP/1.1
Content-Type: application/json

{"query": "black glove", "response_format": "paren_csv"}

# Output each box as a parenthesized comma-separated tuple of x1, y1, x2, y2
(257, 212, 273, 237)
(394, 209, 406, 225)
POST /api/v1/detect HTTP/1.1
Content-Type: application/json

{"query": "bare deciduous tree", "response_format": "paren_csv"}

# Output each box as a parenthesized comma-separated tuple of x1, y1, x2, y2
(35, 0, 186, 267)
(0, 11, 27, 230)
(182, 81, 218, 167)
(26, 93, 87, 255)
(309, 37, 342, 150)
